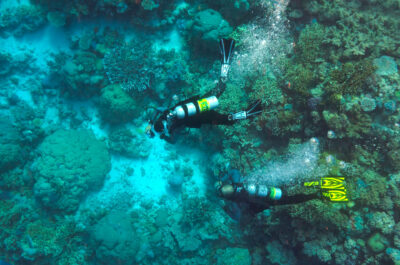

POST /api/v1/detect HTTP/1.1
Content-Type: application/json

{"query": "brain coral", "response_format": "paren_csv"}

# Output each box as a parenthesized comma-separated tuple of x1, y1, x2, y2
(33, 130, 111, 213)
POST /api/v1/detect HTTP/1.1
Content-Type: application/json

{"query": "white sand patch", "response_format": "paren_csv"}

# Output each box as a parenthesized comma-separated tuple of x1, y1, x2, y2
(152, 28, 183, 52)
(79, 128, 210, 215)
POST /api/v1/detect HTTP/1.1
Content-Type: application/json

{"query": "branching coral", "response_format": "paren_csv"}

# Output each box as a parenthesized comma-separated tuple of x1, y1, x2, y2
(304, 0, 400, 59)
(103, 40, 157, 93)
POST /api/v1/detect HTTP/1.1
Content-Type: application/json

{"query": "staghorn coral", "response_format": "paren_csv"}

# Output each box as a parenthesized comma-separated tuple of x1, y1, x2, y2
(103, 40, 157, 93)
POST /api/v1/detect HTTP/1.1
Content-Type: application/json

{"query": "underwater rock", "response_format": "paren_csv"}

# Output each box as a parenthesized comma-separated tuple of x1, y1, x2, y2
(53, 51, 105, 98)
(79, 31, 95, 51)
(168, 174, 184, 190)
(97, 84, 140, 124)
(266, 240, 297, 265)
(360, 96, 377, 112)
(200, 0, 250, 25)
(0, 117, 23, 173)
(192, 9, 233, 50)
(91, 210, 140, 264)
(289, 9, 303, 19)
(367, 232, 389, 253)
(374, 56, 398, 76)
(47, 11, 66, 27)
(394, 222, 400, 248)
(141, 0, 159, 10)
(0, 5, 45, 37)
(386, 248, 400, 265)
(109, 127, 151, 158)
(368, 211, 395, 234)
(384, 100, 397, 113)
(216, 247, 252, 265)
(25, 219, 76, 259)
(33, 130, 111, 213)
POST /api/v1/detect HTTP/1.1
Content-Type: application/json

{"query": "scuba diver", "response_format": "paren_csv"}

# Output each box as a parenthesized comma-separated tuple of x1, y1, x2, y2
(216, 167, 348, 221)
(146, 38, 263, 142)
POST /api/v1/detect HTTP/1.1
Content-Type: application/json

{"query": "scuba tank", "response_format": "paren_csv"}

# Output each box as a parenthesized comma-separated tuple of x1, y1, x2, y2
(173, 96, 219, 119)
(244, 183, 282, 201)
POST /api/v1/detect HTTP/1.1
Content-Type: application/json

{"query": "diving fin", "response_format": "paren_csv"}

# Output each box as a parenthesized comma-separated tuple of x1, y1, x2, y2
(304, 177, 348, 202)
(321, 189, 348, 202)
(219, 39, 235, 79)
(219, 38, 235, 65)
(246, 99, 263, 117)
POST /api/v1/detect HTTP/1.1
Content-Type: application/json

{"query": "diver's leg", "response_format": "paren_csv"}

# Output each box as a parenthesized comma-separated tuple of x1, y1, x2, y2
(273, 192, 321, 205)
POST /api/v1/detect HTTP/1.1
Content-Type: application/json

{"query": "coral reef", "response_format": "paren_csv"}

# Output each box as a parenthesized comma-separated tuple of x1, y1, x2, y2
(103, 40, 157, 93)
(33, 130, 111, 213)
(0, 5, 45, 37)
(191, 9, 233, 51)
(97, 84, 141, 124)
(0, 117, 23, 173)
(1, 0, 400, 264)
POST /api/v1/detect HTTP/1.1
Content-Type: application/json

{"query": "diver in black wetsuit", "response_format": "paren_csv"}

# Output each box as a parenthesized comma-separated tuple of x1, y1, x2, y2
(216, 168, 348, 220)
(146, 39, 263, 142)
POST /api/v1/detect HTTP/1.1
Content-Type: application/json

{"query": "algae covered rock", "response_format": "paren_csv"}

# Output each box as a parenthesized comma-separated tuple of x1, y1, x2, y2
(33, 130, 111, 213)
(216, 247, 252, 265)
(0, 117, 23, 173)
(192, 9, 233, 50)
(97, 84, 140, 124)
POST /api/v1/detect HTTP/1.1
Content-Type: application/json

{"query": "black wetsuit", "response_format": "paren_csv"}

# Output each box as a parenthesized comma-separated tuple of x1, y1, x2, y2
(152, 78, 234, 141)
(223, 183, 320, 214)
(219, 170, 321, 217)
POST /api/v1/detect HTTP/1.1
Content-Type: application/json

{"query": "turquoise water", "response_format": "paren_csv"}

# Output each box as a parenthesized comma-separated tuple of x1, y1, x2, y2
(0, 0, 399, 264)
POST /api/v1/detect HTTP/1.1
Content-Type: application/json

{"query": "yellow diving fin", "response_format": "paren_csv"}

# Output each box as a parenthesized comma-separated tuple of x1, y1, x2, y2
(304, 177, 348, 202)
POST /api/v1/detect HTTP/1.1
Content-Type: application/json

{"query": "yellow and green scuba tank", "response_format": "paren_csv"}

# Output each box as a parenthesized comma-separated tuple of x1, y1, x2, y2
(304, 177, 348, 202)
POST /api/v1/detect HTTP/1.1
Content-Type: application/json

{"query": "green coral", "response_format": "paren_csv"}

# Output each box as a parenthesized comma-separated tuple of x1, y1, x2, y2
(97, 84, 140, 124)
(367, 232, 388, 253)
(325, 60, 376, 98)
(284, 62, 316, 103)
(322, 100, 372, 140)
(33, 130, 111, 213)
(286, 199, 349, 229)
(26, 219, 71, 257)
(305, 0, 400, 59)
(296, 23, 327, 65)
(351, 169, 386, 208)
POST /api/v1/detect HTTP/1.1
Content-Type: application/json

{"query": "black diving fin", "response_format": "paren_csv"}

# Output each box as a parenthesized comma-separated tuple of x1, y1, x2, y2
(219, 38, 235, 65)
